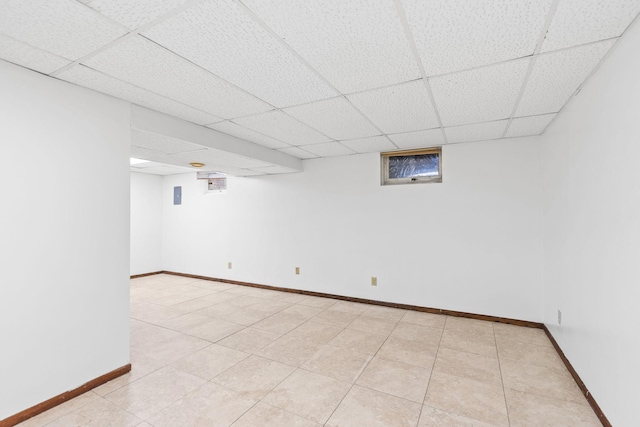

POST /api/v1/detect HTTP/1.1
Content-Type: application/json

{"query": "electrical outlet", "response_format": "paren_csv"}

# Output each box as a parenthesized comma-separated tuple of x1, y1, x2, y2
(558, 310, 562, 325)
(227, 262, 232, 269)
(371, 277, 377, 286)
(295, 267, 300, 275)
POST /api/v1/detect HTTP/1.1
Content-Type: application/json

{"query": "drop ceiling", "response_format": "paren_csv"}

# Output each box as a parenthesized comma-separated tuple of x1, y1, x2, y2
(1, 0, 639, 176)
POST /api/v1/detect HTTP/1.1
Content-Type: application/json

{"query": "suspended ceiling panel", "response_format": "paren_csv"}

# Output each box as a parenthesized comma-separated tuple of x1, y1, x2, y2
(233, 110, 331, 146)
(445, 120, 509, 144)
(284, 97, 379, 140)
(79, 0, 191, 30)
(0, 0, 127, 60)
(0, 34, 70, 74)
(0, 0, 638, 171)
(516, 40, 616, 117)
(541, 0, 640, 52)
(388, 129, 446, 149)
(506, 114, 557, 138)
(431, 58, 530, 127)
(402, 0, 553, 76)
(347, 79, 440, 134)
(57, 65, 222, 125)
(243, 0, 420, 93)
(143, 0, 337, 108)
(82, 36, 272, 119)
(208, 121, 290, 150)
(341, 136, 397, 154)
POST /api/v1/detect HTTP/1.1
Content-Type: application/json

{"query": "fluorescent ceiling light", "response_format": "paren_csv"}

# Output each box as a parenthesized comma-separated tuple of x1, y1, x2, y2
(130, 157, 150, 165)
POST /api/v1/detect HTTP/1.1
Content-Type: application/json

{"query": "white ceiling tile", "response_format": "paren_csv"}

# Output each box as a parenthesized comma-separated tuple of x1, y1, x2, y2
(431, 58, 530, 126)
(506, 114, 556, 138)
(445, 120, 508, 144)
(402, 0, 552, 76)
(130, 145, 170, 162)
(82, 36, 271, 119)
(277, 146, 319, 160)
(167, 148, 273, 169)
(243, 0, 420, 93)
(283, 97, 379, 140)
(347, 80, 439, 133)
(132, 130, 205, 155)
(233, 111, 331, 146)
(250, 165, 299, 174)
(0, 0, 127, 60)
(388, 129, 446, 149)
(0, 34, 70, 74)
(302, 142, 355, 157)
(341, 136, 397, 154)
(79, 0, 191, 30)
(516, 40, 616, 116)
(207, 121, 290, 150)
(57, 65, 222, 125)
(541, 0, 640, 52)
(143, 0, 336, 108)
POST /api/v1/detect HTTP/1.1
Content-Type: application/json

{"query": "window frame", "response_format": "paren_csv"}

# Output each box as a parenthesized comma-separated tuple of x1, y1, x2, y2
(380, 147, 443, 186)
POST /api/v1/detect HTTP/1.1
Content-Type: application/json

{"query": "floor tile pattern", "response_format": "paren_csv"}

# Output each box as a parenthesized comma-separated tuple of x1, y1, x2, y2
(17, 274, 601, 426)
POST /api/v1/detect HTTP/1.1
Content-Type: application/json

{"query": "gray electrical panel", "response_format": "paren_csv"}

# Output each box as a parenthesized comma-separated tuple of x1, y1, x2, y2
(173, 186, 182, 205)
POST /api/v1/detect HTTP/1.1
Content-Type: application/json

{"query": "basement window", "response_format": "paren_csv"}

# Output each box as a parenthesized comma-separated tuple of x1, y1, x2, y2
(381, 147, 442, 185)
(197, 172, 227, 193)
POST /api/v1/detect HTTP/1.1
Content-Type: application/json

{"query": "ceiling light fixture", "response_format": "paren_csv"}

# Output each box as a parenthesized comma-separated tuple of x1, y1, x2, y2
(189, 162, 205, 168)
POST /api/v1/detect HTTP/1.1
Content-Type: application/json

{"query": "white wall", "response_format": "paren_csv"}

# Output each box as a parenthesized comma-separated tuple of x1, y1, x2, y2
(541, 21, 640, 427)
(162, 137, 544, 321)
(0, 61, 130, 420)
(131, 172, 163, 275)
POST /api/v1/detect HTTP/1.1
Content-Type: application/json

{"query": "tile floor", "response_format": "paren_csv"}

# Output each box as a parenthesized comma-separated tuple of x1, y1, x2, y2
(18, 274, 601, 426)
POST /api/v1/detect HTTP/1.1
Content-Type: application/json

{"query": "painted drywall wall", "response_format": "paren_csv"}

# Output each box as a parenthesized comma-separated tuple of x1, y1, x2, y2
(131, 172, 163, 275)
(0, 61, 130, 420)
(541, 20, 640, 427)
(162, 137, 543, 321)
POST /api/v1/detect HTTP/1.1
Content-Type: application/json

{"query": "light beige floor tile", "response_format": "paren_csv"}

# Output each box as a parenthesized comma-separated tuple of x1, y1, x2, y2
(347, 315, 398, 336)
(330, 301, 369, 314)
(252, 313, 306, 335)
(500, 358, 587, 405)
(171, 343, 249, 380)
(169, 297, 218, 314)
(377, 336, 437, 368)
(445, 316, 495, 336)
(400, 311, 447, 329)
(496, 338, 564, 369)
(155, 313, 214, 333)
(418, 405, 496, 427)
(232, 402, 320, 427)
(391, 322, 443, 347)
(297, 296, 337, 309)
(301, 345, 371, 383)
(327, 328, 388, 355)
(505, 388, 601, 427)
(45, 398, 141, 427)
(257, 335, 323, 367)
(326, 385, 422, 427)
(130, 302, 184, 325)
(262, 369, 350, 424)
(279, 304, 324, 320)
(356, 356, 431, 403)
(194, 303, 244, 319)
(137, 332, 211, 365)
(212, 355, 295, 400)
(363, 305, 406, 321)
(130, 319, 153, 333)
(439, 329, 498, 358)
(184, 318, 244, 342)
(286, 321, 343, 344)
(146, 382, 256, 427)
(188, 280, 234, 291)
(433, 347, 502, 386)
(266, 292, 308, 304)
(104, 366, 206, 420)
(218, 327, 281, 353)
(16, 392, 100, 427)
(94, 351, 165, 396)
(248, 299, 291, 315)
(312, 309, 360, 327)
(223, 308, 272, 326)
(201, 292, 244, 305)
(226, 295, 269, 308)
(493, 323, 552, 347)
(130, 324, 182, 350)
(424, 372, 509, 426)
(150, 292, 202, 307)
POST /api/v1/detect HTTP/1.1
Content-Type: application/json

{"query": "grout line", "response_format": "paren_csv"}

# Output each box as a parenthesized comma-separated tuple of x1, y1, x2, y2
(492, 324, 512, 426)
